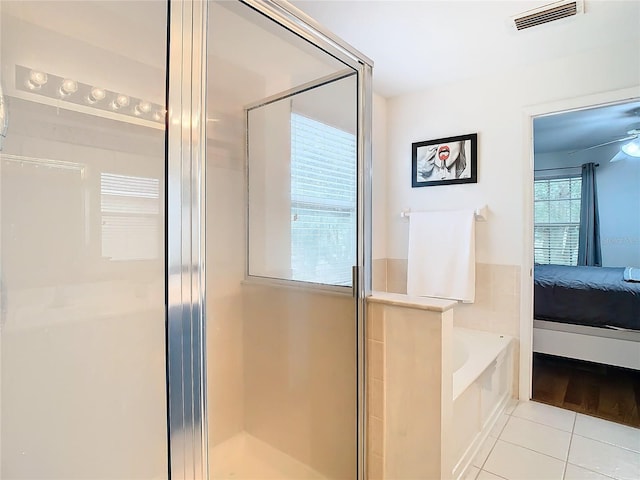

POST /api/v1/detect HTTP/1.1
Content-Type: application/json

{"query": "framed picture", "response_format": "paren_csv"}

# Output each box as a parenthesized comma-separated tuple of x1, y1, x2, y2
(412, 133, 477, 187)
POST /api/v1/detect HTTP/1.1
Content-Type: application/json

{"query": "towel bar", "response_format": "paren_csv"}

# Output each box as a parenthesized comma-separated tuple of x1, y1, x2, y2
(400, 205, 488, 221)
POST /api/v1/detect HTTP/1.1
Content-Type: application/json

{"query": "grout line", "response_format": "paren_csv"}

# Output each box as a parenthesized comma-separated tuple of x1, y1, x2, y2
(496, 438, 570, 464)
(492, 414, 510, 439)
(571, 432, 640, 454)
(561, 413, 578, 479)
(565, 462, 619, 480)
(509, 412, 575, 434)
(476, 435, 499, 471)
(504, 399, 518, 416)
(472, 403, 516, 474)
(574, 412, 640, 453)
(479, 468, 509, 480)
(510, 401, 577, 433)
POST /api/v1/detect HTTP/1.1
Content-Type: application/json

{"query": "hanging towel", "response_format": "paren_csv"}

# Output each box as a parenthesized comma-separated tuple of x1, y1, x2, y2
(407, 210, 476, 302)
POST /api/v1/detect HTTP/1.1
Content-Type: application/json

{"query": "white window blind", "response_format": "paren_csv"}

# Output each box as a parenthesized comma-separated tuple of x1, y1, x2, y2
(534, 176, 581, 265)
(290, 113, 356, 286)
(101, 173, 160, 261)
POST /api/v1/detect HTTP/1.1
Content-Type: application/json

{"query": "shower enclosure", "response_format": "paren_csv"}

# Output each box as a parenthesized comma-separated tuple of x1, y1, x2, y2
(0, 1, 372, 479)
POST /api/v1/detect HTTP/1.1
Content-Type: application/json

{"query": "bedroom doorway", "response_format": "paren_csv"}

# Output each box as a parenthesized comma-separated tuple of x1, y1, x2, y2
(528, 96, 640, 428)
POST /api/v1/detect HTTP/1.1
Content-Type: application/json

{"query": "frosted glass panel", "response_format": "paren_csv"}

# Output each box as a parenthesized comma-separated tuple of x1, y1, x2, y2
(0, 1, 168, 478)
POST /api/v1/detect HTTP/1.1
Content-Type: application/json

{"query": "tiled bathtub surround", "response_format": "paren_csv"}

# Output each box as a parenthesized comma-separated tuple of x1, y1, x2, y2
(380, 260, 521, 338)
(367, 293, 457, 479)
(372, 258, 388, 292)
(377, 259, 522, 395)
(367, 305, 385, 479)
(367, 261, 523, 478)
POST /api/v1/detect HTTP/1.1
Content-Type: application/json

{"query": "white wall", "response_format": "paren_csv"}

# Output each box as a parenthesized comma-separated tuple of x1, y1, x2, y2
(372, 93, 387, 260)
(535, 145, 640, 268)
(384, 44, 640, 266)
(598, 157, 640, 267)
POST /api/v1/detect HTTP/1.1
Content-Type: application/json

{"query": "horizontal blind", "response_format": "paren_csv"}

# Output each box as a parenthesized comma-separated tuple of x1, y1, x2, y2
(534, 176, 581, 266)
(101, 173, 160, 261)
(290, 113, 356, 286)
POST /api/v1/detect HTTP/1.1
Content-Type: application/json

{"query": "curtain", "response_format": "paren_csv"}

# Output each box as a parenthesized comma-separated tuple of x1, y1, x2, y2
(577, 162, 601, 266)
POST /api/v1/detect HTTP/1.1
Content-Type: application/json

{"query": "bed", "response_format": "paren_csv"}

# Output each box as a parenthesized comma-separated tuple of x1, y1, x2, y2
(533, 264, 640, 370)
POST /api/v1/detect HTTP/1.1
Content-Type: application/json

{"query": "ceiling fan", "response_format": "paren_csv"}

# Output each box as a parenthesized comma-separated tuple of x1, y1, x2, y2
(572, 124, 640, 162)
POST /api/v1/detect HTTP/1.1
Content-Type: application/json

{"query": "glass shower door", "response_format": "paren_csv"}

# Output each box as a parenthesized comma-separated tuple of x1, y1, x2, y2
(0, 1, 169, 478)
(204, 2, 369, 479)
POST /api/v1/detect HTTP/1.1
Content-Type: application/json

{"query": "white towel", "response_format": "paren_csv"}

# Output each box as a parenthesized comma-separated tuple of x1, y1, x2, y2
(406, 210, 476, 302)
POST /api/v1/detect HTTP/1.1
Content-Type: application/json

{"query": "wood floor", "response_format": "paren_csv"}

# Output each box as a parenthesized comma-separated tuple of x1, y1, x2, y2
(532, 353, 640, 428)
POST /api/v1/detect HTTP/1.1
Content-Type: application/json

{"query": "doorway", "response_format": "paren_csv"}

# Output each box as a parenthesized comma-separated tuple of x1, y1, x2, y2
(528, 97, 640, 427)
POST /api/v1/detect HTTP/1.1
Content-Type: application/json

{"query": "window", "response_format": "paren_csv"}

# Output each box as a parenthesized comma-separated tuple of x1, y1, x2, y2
(290, 113, 356, 286)
(101, 173, 161, 261)
(534, 176, 581, 265)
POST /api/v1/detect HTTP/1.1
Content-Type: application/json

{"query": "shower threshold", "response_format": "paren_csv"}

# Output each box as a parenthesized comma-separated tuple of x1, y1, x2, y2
(210, 432, 327, 479)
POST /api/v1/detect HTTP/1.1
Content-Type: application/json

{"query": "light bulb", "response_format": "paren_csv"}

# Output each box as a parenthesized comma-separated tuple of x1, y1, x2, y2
(59, 78, 78, 97)
(111, 94, 130, 110)
(87, 87, 106, 104)
(152, 109, 166, 122)
(26, 70, 48, 90)
(621, 139, 640, 158)
(134, 100, 152, 115)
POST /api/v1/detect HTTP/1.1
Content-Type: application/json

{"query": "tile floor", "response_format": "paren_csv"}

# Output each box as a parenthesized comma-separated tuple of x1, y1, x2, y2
(210, 432, 326, 479)
(465, 400, 640, 480)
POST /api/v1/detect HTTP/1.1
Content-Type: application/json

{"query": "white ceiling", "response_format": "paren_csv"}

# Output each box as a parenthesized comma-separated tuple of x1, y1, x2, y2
(290, 0, 640, 155)
(290, 0, 640, 99)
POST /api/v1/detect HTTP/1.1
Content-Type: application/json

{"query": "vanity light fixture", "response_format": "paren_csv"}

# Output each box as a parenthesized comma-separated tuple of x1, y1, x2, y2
(16, 65, 164, 125)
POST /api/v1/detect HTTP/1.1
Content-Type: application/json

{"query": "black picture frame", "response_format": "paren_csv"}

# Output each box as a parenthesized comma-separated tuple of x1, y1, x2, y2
(412, 133, 477, 187)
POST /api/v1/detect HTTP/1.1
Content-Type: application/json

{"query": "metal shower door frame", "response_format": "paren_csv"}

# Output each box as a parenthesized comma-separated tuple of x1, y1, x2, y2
(166, 1, 373, 478)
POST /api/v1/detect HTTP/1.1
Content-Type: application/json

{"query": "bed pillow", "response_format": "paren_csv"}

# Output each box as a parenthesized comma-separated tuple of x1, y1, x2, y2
(623, 266, 640, 282)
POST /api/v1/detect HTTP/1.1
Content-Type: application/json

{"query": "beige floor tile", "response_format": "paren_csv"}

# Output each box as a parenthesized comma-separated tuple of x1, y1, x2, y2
(512, 401, 576, 432)
(568, 435, 640, 480)
(501, 416, 571, 460)
(574, 414, 640, 453)
(484, 440, 565, 480)
(564, 463, 615, 480)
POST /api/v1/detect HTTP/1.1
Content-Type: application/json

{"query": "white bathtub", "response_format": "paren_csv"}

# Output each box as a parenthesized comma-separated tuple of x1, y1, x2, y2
(452, 328, 513, 480)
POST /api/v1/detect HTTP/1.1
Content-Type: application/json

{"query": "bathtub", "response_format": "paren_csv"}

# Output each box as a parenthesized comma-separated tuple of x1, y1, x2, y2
(452, 328, 513, 479)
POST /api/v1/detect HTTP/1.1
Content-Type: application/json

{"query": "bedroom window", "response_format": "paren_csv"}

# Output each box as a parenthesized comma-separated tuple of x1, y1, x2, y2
(534, 176, 581, 265)
(290, 112, 356, 286)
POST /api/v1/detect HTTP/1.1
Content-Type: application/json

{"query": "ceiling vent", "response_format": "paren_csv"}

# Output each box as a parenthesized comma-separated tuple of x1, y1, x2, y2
(512, 0, 584, 31)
